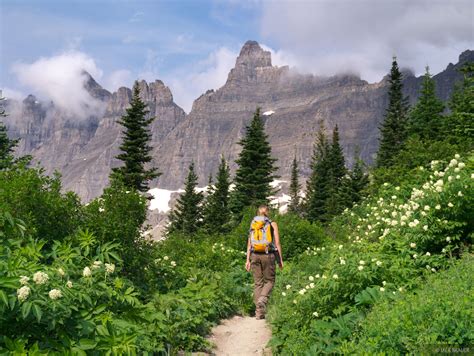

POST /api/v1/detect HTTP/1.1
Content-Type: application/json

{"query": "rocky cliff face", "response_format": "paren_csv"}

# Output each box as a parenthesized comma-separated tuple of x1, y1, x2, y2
(3, 42, 473, 203)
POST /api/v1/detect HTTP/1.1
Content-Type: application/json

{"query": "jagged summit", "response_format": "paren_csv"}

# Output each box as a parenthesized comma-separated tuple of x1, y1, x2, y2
(235, 40, 272, 68)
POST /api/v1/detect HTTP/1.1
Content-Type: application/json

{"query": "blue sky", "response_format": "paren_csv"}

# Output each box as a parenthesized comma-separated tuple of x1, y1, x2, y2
(1, 0, 472, 112)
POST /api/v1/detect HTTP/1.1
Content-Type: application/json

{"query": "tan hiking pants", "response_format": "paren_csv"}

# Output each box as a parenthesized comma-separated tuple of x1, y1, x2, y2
(250, 252, 276, 316)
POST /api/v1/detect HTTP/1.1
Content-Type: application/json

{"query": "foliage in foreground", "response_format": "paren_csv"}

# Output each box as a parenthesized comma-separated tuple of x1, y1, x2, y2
(266, 152, 473, 354)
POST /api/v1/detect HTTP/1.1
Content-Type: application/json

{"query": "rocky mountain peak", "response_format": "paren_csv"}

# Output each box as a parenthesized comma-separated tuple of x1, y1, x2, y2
(236, 40, 272, 68)
(82, 71, 112, 102)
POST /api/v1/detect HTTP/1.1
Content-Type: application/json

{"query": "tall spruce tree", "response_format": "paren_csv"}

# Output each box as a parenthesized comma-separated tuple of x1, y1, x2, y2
(202, 156, 231, 232)
(305, 122, 331, 222)
(376, 57, 410, 168)
(168, 162, 204, 235)
(111, 81, 159, 192)
(349, 152, 369, 204)
(447, 63, 474, 143)
(324, 125, 348, 218)
(0, 97, 22, 169)
(407, 67, 445, 140)
(287, 156, 301, 215)
(230, 108, 279, 214)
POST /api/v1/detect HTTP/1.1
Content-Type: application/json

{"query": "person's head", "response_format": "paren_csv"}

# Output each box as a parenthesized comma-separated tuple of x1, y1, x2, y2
(256, 205, 269, 217)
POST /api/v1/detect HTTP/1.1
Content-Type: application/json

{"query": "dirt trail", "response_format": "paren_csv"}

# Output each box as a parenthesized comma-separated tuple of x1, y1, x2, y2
(205, 315, 272, 355)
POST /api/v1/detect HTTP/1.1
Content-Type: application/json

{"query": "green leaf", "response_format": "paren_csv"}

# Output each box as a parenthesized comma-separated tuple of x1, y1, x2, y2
(77, 338, 97, 350)
(0, 289, 8, 306)
(21, 301, 32, 319)
(32, 304, 42, 322)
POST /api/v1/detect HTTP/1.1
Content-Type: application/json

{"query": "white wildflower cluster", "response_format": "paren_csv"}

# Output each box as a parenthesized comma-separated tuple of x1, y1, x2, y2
(105, 263, 115, 274)
(83, 267, 92, 277)
(48, 289, 62, 300)
(305, 246, 325, 256)
(17, 286, 30, 302)
(212, 243, 242, 256)
(33, 271, 49, 285)
(20, 276, 29, 285)
(57, 268, 65, 276)
(66, 280, 73, 288)
(92, 261, 102, 269)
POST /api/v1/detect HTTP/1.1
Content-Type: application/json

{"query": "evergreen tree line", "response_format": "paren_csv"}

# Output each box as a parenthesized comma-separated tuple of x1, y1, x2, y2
(1, 57, 471, 236)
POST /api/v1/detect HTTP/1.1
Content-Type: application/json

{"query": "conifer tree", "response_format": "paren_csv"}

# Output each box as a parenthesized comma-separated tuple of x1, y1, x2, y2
(168, 162, 204, 235)
(407, 67, 445, 140)
(230, 108, 279, 214)
(376, 57, 410, 168)
(305, 122, 331, 222)
(349, 153, 369, 204)
(447, 63, 474, 143)
(287, 156, 301, 215)
(328, 124, 346, 184)
(111, 81, 159, 192)
(202, 156, 231, 232)
(0, 97, 23, 169)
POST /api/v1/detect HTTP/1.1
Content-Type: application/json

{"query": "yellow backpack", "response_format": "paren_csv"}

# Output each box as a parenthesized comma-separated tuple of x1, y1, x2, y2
(250, 216, 273, 253)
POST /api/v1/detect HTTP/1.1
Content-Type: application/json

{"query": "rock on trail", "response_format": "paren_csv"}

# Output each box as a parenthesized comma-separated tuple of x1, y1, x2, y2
(205, 315, 272, 355)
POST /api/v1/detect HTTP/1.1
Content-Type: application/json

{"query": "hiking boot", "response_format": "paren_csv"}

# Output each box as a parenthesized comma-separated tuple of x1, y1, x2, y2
(255, 313, 265, 320)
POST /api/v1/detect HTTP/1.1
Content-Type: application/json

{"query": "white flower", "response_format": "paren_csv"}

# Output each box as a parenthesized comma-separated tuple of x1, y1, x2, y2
(380, 287, 385, 292)
(83, 267, 92, 277)
(448, 176, 453, 182)
(458, 162, 465, 169)
(305, 284, 310, 290)
(448, 202, 454, 208)
(66, 280, 73, 288)
(312, 311, 319, 317)
(454, 167, 460, 173)
(315, 274, 320, 279)
(435, 204, 441, 210)
(425, 252, 431, 256)
(376, 261, 382, 266)
(338, 245, 343, 250)
(299, 289, 306, 295)
(322, 274, 327, 279)
(423, 225, 428, 231)
(358, 266, 364, 271)
(17, 286, 31, 302)
(391, 195, 397, 200)
(19, 276, 29, 285)
(471, 173, 474, 179)
(333, 274, 338, 279)
(281, 292, 286, 296)
(454, 154, 460, 159)
(456, 175, 460, 179)
(431, 268, 436, 272)
(446, 236, 451, 242)
(286, 284, 292, 290)
(424, 206, 430, 211)
(163, 256, 169, 261)
(413, 254, 418, 259)
(382, 281, 387, 286)
(308, 276, 314, 281)
(359, 260, 365, 265)
(293, 299, 297, 304)
(410, 243, 416, 248)
(98, 207, 105, 213)
(340, 259, 346, 265)
(48, 289, 62, 300)
(309, 283, 315, 289)
(105, 263, 115, 274)
(458, 191, 463, 197)
(383, 183, 389, 186)
(58, 268, 65, 276)
(395, 186, 400, 191)
(92, 261, 102, 269)
(33, 272, 49, 285)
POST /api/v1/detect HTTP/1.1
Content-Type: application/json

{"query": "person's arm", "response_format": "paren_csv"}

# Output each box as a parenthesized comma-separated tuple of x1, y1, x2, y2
(245, 235, 251, 271)
(272, 222, 284, 269)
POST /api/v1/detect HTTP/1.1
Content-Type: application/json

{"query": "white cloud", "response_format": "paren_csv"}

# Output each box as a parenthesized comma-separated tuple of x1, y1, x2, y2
(103, 69, 133, 91)
(261, 0, 473, 82)
(11, 51, 106, 119)
(0, 87, 26, 101)
(165, 46, 238, 112)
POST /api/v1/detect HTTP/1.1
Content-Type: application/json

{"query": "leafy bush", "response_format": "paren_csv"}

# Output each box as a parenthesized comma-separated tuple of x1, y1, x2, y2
(0, 166, 82, 245)
(266, 153, 473, 354)
(347, 255, 474, 353)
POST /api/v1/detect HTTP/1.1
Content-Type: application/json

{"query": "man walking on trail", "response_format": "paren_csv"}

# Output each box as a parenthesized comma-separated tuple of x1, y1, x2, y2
(245, 205, 283, 319)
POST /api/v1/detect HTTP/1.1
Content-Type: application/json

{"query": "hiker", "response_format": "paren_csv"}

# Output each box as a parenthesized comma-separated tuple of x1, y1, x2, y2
(245, 205, 283, 319)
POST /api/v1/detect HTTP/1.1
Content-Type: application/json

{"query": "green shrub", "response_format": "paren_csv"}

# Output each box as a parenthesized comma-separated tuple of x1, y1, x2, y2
(347, 255, 474, 353)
